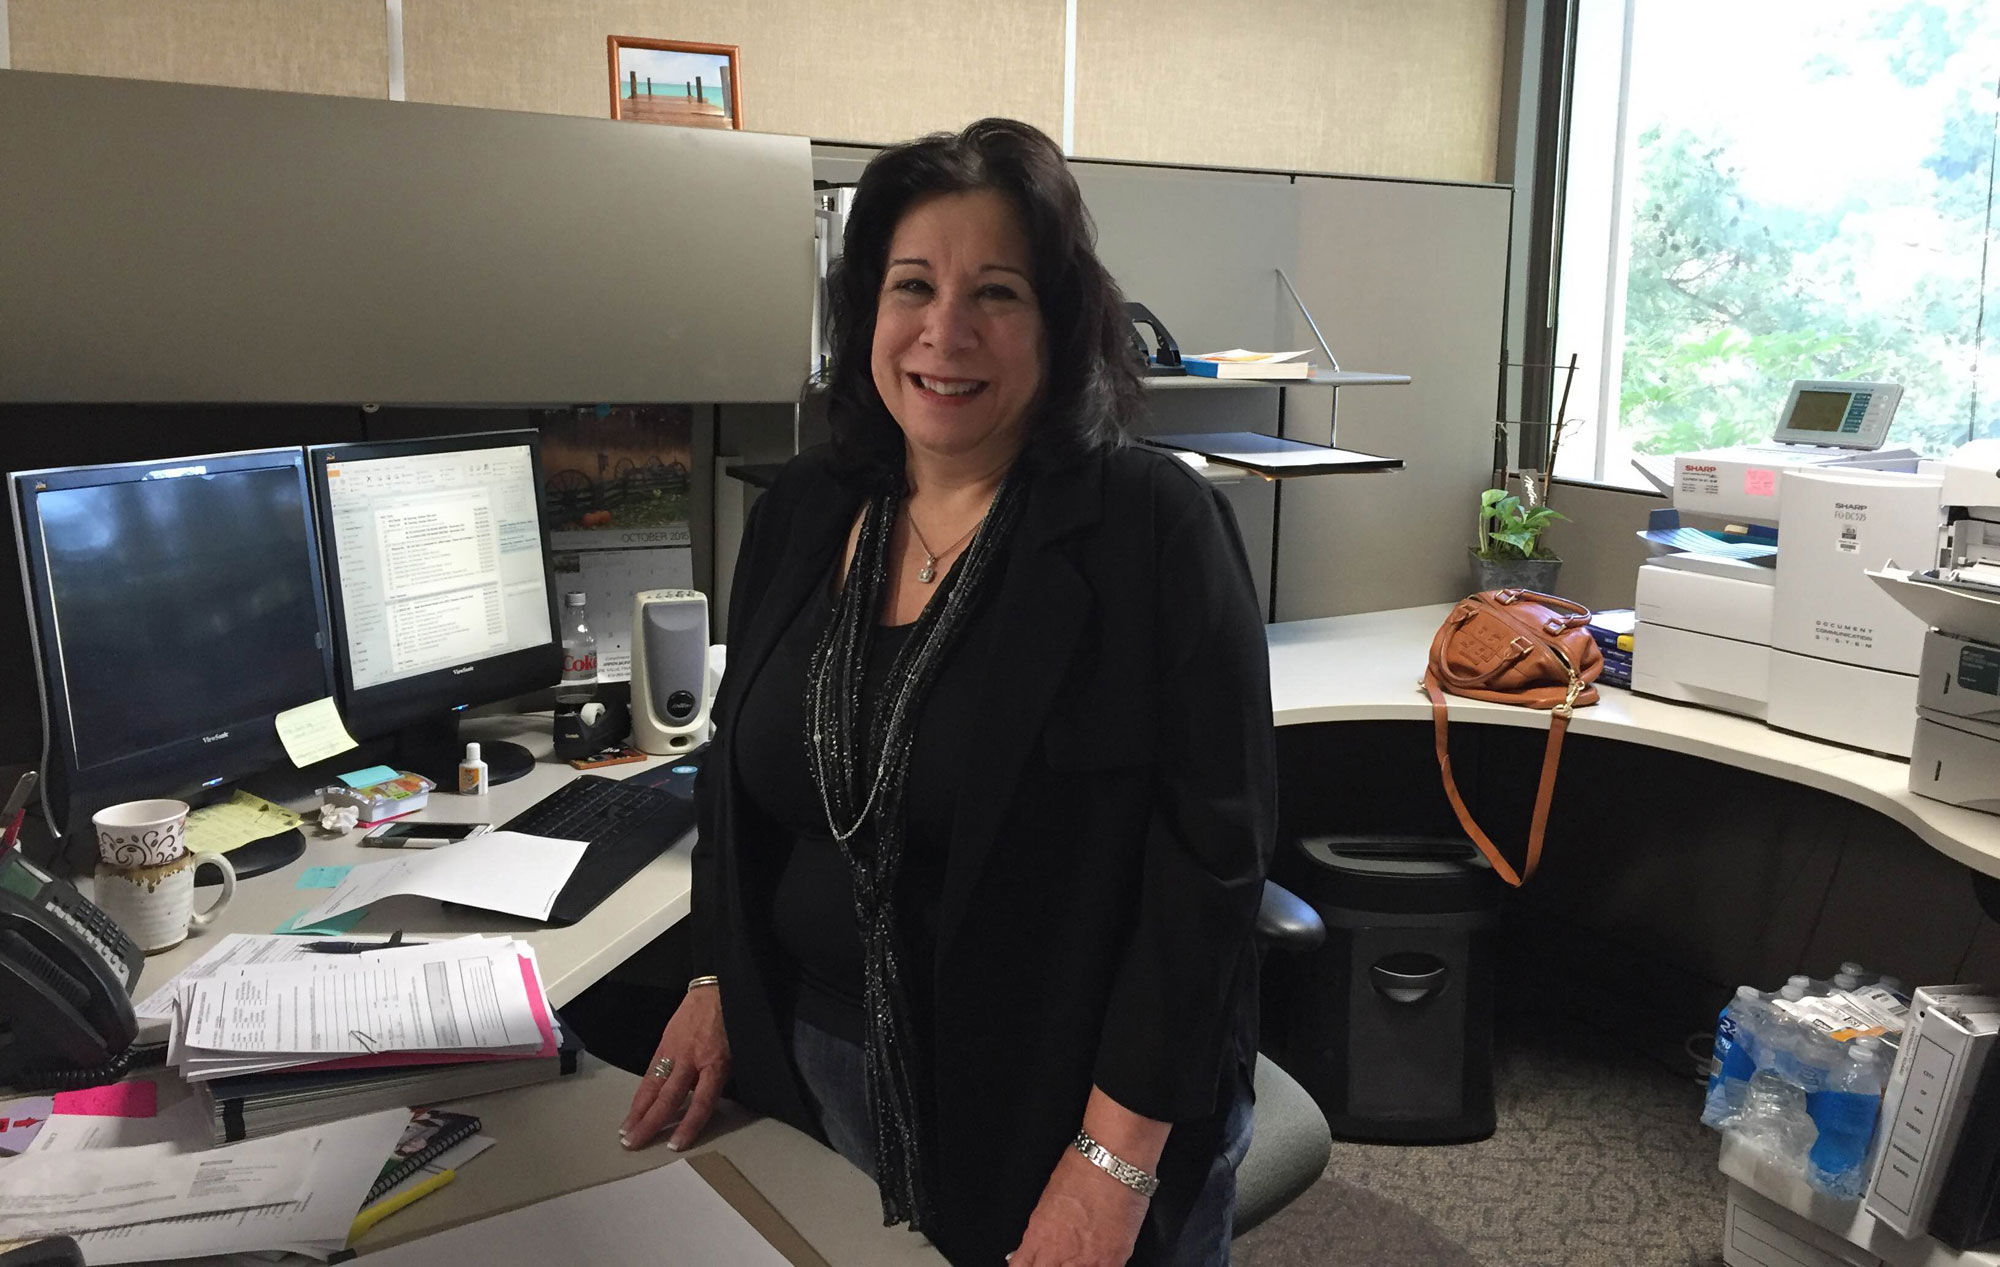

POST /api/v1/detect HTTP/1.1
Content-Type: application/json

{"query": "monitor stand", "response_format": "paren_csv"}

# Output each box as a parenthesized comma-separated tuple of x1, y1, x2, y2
(393, 712, 537, 791)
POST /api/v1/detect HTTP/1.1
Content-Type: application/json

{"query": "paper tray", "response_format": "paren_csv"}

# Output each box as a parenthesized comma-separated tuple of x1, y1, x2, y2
(1867, 566, 2000, 646)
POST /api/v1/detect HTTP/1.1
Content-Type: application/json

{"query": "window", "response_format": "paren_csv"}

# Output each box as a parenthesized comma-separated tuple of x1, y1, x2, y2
(1554, 1, 2000, 487)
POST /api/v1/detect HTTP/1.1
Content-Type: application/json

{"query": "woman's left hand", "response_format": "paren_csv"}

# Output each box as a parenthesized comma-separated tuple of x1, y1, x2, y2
(1006, 1147, 1150, 1267)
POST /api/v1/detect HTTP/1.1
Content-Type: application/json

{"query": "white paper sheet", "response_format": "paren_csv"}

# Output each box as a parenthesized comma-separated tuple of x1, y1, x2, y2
(180, 940, 545, 1056)
(353, 1158, 793, 1267)
(287, 832, 589, 925)
(24, 1097, 214, 1155)
(65, 1108, 410, 1265)
(0, 1130, 309, 1240)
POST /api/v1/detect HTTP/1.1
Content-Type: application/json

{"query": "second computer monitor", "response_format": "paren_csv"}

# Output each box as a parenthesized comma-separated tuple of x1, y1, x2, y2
(309, 430, 561, 786)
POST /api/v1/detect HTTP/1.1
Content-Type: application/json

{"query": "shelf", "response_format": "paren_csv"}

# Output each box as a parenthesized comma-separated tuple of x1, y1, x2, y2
(1141, 369, 1412, 389)
(1138, 431, 1403, 478)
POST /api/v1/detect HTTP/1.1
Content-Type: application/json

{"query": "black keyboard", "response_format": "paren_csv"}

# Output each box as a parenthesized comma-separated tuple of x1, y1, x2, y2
(504, 774, 697, 926)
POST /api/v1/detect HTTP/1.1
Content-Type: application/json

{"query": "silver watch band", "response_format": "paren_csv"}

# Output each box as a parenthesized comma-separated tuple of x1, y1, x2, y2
(1072, 1130, 1160, 1198)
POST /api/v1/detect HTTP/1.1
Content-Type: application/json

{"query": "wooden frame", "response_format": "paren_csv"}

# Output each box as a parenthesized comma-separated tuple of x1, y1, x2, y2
(607, 37, 742, 130)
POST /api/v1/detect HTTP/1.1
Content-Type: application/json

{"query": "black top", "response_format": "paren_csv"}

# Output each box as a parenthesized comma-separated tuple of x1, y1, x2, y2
(731, 573, 987, 1043)
(692, 444, 1276, 1267)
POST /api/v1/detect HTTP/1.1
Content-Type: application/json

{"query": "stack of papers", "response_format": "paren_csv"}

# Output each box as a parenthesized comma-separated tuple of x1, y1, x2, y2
(1182, 349, 1313, 379)
(5, 1102, 409, 1264)
(168, 935, 556, 1082)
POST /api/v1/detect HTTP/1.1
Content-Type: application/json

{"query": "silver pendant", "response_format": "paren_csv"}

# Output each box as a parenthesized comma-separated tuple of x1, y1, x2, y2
(918, 561, 936, 583)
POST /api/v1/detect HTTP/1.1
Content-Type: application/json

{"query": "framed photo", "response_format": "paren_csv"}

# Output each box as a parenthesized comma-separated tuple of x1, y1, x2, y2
(607, 37, 741, 130)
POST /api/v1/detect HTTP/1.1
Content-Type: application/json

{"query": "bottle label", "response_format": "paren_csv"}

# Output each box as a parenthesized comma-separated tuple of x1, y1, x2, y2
(459, 766, 483, 794)
(563, 650, 597, 675)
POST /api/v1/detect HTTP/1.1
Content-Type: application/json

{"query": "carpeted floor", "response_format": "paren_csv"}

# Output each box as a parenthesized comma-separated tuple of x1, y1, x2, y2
(1237, 995, 1731, 1267)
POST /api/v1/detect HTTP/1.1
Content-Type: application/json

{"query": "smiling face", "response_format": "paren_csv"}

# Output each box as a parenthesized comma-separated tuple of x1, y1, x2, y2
(870, 189, 1048, 475)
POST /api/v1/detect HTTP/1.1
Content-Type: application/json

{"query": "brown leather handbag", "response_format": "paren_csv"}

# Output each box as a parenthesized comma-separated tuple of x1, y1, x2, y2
(1422, 590, 1604, 887)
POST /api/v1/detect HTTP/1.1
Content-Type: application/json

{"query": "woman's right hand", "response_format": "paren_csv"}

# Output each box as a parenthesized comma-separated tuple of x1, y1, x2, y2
(619, 985, 730, 1151)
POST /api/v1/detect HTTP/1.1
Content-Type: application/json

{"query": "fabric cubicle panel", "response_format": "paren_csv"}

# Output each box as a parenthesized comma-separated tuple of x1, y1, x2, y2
(6, 0, 391, 98)
(1274, 176, 1511, 621)
(0, 68, 813, 404)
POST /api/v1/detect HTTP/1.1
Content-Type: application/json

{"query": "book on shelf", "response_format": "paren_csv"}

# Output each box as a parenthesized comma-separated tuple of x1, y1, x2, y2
(203, 1025, 581, 1144)
(1182, 349, 1313, 379)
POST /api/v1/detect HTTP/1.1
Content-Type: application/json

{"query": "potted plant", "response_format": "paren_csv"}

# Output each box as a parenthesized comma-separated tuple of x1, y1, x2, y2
(1470, 489, 1565, 593)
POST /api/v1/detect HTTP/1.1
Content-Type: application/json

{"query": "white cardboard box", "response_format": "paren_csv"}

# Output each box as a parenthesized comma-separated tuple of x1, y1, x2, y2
(1724, 1180, 1882, 1267)
(1767, 651, 1919, 758)
(1865, 985, 2000, 1240)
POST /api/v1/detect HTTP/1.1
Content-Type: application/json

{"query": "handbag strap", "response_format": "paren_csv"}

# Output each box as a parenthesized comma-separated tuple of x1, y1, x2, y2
(1423, 671, 1571, 888)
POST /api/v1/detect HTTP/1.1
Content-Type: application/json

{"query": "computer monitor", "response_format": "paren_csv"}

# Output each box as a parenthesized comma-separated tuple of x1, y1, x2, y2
(308, 430, 561, 787)
(11, 448, 337, 875)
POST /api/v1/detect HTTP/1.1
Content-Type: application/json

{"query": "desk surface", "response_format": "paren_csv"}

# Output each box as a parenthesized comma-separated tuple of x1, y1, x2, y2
(1267, 604, 2000, 880)
(123, 713, 696, 1014)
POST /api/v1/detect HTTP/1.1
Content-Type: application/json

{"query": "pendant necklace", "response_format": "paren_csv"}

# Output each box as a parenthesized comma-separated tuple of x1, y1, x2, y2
(906, 511, 980, 584)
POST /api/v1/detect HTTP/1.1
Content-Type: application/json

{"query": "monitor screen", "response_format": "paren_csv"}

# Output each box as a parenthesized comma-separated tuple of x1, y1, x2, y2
(35, 465, 329, 769)
(1786, 389, 1852, 433)
(320, 443, 554, 691)
(13, 447, 335, 860)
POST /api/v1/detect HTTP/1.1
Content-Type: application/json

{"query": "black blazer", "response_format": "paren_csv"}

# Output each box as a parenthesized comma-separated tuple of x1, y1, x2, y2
(691, 442, 1276, 1266)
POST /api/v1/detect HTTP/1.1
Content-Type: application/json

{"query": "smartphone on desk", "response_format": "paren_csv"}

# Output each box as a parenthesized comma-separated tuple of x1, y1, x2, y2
(361, 822, 493, 849)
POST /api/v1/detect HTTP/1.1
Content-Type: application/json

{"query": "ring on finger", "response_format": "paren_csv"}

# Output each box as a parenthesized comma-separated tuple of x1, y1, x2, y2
(649, 1056, 675, 1079)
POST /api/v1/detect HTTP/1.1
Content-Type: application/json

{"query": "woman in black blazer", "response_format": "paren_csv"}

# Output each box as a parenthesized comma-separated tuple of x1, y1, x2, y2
(620, 118, 1276, 1267)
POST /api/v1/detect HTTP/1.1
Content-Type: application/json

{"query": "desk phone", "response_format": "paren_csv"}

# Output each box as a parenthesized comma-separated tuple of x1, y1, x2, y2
(0, 849, 141, 1083)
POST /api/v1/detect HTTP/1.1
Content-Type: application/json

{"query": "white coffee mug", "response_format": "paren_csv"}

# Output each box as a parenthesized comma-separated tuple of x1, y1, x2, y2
(93, 798, 191, 869)
(94, 852, 236, 954)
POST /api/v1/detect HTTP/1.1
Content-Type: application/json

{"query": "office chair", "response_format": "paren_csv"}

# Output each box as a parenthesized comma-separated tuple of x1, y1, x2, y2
(1233, 881, 1332, 1238)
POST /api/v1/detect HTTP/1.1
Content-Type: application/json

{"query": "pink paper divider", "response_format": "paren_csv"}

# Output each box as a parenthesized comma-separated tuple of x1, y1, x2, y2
(53, 1081, 157, 1118)
(292, 954, 557, 1074)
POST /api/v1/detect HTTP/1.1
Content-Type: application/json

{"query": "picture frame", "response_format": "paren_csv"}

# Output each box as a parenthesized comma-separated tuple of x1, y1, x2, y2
(607, 37, 742, 130)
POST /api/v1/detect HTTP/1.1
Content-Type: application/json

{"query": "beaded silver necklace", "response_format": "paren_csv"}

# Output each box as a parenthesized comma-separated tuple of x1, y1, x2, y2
(802, 466, 1027, 1231)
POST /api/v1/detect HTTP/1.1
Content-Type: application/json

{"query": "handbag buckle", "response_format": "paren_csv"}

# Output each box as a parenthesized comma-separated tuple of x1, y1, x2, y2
(1509, 636, 1533, 657)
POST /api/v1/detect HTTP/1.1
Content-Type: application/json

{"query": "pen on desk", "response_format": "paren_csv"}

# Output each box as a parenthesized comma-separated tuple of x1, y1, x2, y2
(0, 771, 38, 851)
(346, 1168, 455, 1243)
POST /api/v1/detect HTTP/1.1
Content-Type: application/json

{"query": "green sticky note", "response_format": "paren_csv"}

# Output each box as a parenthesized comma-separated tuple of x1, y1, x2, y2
(275, 907, 369, 936)
(295, 865, 352, 890)
(338, 765, 402, 789)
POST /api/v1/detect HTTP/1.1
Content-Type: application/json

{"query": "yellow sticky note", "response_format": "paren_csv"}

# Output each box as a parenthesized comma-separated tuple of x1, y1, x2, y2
(186, 790, 306, 855)
(274, 697, 359, 768)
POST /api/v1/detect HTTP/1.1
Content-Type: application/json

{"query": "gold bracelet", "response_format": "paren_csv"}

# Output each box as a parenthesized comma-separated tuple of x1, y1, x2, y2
(687, 975, 721, 991)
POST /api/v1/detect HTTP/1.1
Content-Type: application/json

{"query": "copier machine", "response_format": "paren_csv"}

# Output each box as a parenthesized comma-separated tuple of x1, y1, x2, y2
(1632, 380, 1942, 757)
(1867, 439, 2000, 812)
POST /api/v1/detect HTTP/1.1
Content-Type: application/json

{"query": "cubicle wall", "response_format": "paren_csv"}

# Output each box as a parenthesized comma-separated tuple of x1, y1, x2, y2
(0, 69, 814, 404)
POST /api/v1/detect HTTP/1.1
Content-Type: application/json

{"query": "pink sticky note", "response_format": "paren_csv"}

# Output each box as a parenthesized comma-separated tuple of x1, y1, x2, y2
(1744, 469, 1777, 497)
(52, 1080, 157, 1118)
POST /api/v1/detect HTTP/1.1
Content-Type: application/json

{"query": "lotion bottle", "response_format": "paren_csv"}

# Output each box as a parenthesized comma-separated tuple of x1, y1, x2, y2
(458, 742, 489, 795)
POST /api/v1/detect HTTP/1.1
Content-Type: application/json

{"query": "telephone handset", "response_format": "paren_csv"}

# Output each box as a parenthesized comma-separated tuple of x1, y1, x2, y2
(0, 849, 142, 1082)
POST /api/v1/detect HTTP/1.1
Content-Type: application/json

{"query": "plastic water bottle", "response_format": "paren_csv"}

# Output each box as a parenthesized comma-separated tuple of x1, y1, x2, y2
(1703, 987, 1774, 1128)
(1731, 1068, 1819, 1175)
(1806, 1041, 1887, 1199)
(560, 591, 597, 694)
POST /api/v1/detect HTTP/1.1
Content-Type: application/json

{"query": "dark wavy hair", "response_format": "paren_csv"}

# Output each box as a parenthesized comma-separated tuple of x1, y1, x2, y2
(823, 118, 1143, 492)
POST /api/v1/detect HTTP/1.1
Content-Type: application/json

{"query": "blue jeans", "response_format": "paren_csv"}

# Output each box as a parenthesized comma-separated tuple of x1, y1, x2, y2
(788, 1015, 1255, 1266)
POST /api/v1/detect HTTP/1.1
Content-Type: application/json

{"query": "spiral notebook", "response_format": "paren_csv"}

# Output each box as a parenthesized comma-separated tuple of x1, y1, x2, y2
(368, 1109, 483, 1205)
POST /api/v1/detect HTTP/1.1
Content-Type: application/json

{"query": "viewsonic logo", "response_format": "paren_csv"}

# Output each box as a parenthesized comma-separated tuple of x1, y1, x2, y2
(201, 731, 229, 743)
(452, 665, 475, 675)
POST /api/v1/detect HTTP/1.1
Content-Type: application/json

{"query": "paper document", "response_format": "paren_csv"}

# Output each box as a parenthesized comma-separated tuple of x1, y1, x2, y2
(0, 1130, 308, 1240)
(289, 831, 589, 925)
(181, 941, 545, 1056)
(185, 790, 306, 855)
(65, 1108, 410, 1265)
(355, 1157, 794, 1267)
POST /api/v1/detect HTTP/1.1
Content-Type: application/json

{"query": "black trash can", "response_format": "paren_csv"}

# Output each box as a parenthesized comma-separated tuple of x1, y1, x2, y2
(1272, 834, 1503, 1143)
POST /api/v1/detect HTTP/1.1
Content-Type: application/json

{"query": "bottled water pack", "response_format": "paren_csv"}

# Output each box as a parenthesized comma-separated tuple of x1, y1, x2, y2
(1701, 966, 1905, 1198)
